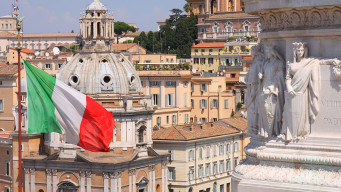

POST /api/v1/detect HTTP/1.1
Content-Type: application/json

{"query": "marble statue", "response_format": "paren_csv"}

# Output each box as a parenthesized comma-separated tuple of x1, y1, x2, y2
(246, 44, 264, 135)
(279, 42, 340, 142)
(257, 44, 285, 138)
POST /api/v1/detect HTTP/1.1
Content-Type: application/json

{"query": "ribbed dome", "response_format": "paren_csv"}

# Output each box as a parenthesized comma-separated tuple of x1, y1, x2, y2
(86, 0, 107, 10)
(57, 53, 142, 95)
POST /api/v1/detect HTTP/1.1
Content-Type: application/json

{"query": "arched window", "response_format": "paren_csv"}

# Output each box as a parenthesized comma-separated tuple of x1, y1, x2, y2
(39, 190, 44, 192)
(91, 22, 94, 37)
(97, 22, 101, 36)
(189, 187, 193, 192)
(213, 182, 217, 192)
(57, 181, 78, 192)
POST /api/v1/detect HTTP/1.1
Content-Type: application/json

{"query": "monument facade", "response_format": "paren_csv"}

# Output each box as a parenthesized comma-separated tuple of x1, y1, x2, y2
(232, 1, 341, 191)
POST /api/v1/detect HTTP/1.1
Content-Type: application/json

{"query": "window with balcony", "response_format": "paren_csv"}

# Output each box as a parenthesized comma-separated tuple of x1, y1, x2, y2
(169, 150, 174, 161)
(189, 167, 194, 180)
(194, 58, 199, 64)
(201, 49, 205, 54)
(185, 114, 189, 123)
(198, 165, 204, 178)
(201, 27, 205, 33)
(200, 99, 207, 109)
(166, 94, 175, 107)
(219, 161, 225, 173)
(209, 49, 213, 55)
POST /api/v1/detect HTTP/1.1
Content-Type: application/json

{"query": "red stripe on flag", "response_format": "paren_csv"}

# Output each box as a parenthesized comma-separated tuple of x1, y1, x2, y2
(78, 96, 115, 152)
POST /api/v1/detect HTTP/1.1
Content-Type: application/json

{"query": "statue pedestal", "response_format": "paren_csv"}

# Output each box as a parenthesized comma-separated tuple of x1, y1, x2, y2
(234, 1, 341, 191)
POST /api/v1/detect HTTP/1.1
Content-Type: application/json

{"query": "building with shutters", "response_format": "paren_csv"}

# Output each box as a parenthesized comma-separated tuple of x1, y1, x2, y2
(152, 117, 247, 192)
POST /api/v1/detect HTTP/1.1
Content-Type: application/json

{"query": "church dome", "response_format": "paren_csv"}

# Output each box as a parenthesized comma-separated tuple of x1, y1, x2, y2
(57, 53, 142, 95)
(86, 0, 107, 11)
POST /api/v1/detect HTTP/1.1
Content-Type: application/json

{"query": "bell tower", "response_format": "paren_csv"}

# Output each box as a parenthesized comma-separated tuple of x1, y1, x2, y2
(79, 0, 115, 51)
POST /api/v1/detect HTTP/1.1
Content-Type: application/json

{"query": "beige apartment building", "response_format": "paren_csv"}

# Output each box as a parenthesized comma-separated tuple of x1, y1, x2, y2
(153, 118, 247, 192)
(130, 54, 178, 65)
(191, 76, 235, 123)
(139, 70, 192, 128)
(7, 47, 34, 64)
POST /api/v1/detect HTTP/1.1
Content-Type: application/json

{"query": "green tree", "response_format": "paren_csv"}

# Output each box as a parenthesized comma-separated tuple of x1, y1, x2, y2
(114, 21, 136, 44)
(122, 40, 133, 44)
(183, 3, 191, 13)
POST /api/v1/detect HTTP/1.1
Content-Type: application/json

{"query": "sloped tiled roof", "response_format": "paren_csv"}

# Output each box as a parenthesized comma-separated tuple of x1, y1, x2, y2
(153, 119, 244, 141)
(112, 43, 136, 52)
(0, 63, 22, 75)
(220, 116, 247, 133)
(192, 42, 225, 48)
(9, 47, 34, 54)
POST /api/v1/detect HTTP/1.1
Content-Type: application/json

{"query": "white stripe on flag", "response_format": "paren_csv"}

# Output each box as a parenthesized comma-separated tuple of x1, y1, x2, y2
(52, 79, 86, 144)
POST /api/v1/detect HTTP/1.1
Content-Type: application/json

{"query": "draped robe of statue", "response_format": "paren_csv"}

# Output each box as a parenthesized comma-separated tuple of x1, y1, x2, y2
(258, 57, 285, 138)
(246, 55, 263, 135)
(281, 58, 321, 141)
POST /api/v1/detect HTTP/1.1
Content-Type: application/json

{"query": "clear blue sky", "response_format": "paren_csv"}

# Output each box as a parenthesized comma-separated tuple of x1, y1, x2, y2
(0, 0, 186, 33)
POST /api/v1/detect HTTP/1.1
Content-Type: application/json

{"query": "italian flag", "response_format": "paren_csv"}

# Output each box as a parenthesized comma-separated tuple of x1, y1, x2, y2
(23, 60, 114, 152)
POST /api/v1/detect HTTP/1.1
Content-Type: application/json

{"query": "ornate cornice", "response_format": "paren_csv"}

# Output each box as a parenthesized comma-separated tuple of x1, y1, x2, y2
(258, 6, 341, 32)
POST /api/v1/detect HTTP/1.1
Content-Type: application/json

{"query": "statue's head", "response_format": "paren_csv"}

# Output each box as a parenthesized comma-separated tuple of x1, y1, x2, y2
(264, 43, 276, 59)
(293, 42, 308, 62)
(251, 44, 262, 58)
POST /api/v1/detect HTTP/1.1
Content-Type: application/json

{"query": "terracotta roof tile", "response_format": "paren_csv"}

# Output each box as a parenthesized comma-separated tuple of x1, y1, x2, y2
(192, 42, 225, 48)
(153, 119, 243, 141)
(220, 116, 247, 133)
(112, 43, 137, 52)
(9, 47, 34, 54)
(0, 63, 22, 75)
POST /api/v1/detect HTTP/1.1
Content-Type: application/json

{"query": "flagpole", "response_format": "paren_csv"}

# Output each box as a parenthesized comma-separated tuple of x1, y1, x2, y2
(16, 16, 23, 192)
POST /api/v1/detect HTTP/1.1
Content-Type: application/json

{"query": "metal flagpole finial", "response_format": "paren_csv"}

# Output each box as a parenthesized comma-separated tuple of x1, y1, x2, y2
(16, 17, 24, 51)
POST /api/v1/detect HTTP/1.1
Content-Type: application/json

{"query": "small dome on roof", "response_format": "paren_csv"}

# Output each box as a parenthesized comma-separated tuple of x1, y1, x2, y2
(87, 0, 107, 10)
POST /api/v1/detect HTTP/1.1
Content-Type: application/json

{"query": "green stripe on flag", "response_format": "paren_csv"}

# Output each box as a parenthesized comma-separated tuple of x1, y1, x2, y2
(24, 60, 62, 134)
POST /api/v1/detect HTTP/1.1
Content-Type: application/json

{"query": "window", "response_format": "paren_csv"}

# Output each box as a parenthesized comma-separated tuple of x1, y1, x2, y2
(6, 24, 8, 29)
(185, 114, 189, 123)
(0, 99, 3, 112)
(226, 160, 231, 171)
(0, 81, 2, 85)
(224, 100, 229, 109)
(208, 58, 214, 64)
(6, 150, 9, 155)
(200, 118, 207, 123)
(211, 118, 218, 122)
(172, 115, 176, 124)
(194, 58, 199, 64)
(141, 80, 144, 86)
(211, 99, 218, 108)
(200, 58, 206, 64)
(166, 81, 176, 87)
(166, 116, 169, 124)
(138, 127, 146, 143)
(200, 83, 207, 92)
(219, 161, 225, 173)
(226, 143, 231, 153)
(191, 99, 194, 109)
(231, 73, 236, 78)
(199, 5, 203, 14)
(6, 161, 9, 175)
(205, 163, 211, 176)
(209, 49, 213, 54)
(206, 147, 210, 158)
(56, 64, 63, 69)
(189, 167, 194, 180)
(150, 81, 160, 87)
(213, 145, 217, 157)
(169, 150, 174, 161)
(244, 25, 249, 31)
(189, 150, 194, 161)
(199, 148, 203, 159)
(234, 158, 239, 168)
(234, 142, 239, 152)
(213, 162, 218, 175)
(44, 64, 51, 69)
(152, 94, 160, 106)
(200, 99, 207, 109)
(157, 117, 161, 125)
(219, 145, 224, 155)
(191, 84, 194, 92)
(220, 184, 224, 192)
(166, 94, 175, 106)
(201, 49, 205, 54)
(195, 49, 198, 53)
(184, 93, 187, 107)
(198, 165, 204, 178)
(168, 167, 176, 180)
(201, 27, 205, 33)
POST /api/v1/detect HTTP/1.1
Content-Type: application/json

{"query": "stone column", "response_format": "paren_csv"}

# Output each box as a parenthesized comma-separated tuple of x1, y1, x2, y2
(52, 170, 58, 192)
(46, 169, 52, 192)
(30, 169, 35, 192)
(104, 173, 109, 192)
(117, 172, 122, 192)
(160, 80, 165, 109)
(132, 170, 136, 192)
(129, 170, 132, 192)
(152, 166, 156, 192)
(86, 171, 92, 192)
(217, 0, 221, 12)
(121, 122, 127, 149)
(148, 167, 152, 192)
(161, 165, 165, 192)
(206, 0, 210, 14)
(234, 0, 237, 11)
(146, 80, 150, 95)
(80, 171, 86, 192)
(162, 162, 168, 192)
(110, 172, 118, 192)
(24, 168, 30, 192)
(176, 80, 180, 108)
